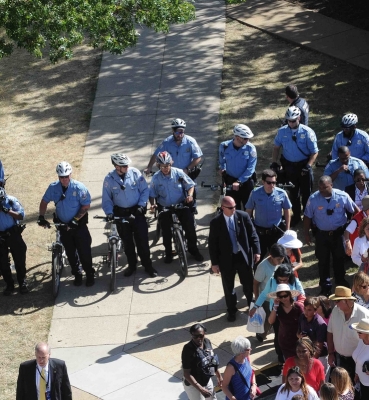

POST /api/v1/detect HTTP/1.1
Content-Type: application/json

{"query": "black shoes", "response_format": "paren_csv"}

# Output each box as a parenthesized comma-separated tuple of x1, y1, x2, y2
(74, 273, 83, 286)
(19, 282, 29, 294)
(190, 250, 204, 262)
(145, 267, 158, 278)
(124, 266, 136, 277)
(290, 215, 301, 227)
(256, 333, 264, 343)
(3, 284, 15, 296)
(86, 274, 95, 287)
(227, 313, 236, 322)
(164, 254, 173, 264)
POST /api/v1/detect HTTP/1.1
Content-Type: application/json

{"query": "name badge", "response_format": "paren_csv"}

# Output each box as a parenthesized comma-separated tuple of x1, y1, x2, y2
(46, 390, 51, 400)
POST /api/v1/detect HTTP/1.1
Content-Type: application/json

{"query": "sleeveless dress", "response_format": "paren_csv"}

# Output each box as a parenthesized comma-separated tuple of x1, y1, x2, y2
(226, 358, 252, 400)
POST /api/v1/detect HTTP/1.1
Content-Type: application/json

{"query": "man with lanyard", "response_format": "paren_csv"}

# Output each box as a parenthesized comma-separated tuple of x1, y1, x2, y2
(144, 118, 203, 179)
(219, 124, 257, 210)
(245, 169, 291, 263)
(271, 106, 318, 226)
(304, 175, 359, 296)
(102, 153, 157, 278)
(0, 187, 28, 295)
(285, 84, 309, 125)
(331, 113, 369, 166)
(324, 146, 369, 191)
(37, 161, 95, 287)
(149, 151, 203, 264)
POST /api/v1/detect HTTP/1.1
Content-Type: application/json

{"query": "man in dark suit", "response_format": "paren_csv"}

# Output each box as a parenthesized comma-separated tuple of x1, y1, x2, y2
(209, 196, 261, 322)
(16, 342, 72, 400)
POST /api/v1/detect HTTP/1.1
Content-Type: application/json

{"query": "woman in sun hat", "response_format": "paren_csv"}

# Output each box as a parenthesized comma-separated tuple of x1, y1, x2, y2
(351, 318, 369, 397)
(268, 283, 303, 360)
(277, 230, 303, 277)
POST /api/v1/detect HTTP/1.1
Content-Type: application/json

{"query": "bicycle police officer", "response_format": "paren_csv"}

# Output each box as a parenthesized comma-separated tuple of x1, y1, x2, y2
(245, 169, 291, 263)
(304, 175, 359, 296)
(102, 153, 157, 278)
(219, 124, 257, 210)
(37, 162, 95, 287)
(144, 118, 203, 179)
(271, 106, 318, 226)
(285, 84, 309, 126)
(324, 146, 369, 191)
(331, 114, 369, 165)
(0, 187, 28, 295)
(149, 151, 204, 264)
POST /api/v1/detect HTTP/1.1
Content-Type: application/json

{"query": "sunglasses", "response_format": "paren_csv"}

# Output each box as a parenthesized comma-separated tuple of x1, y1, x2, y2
(223, 205, 236, 209)
(287, 119, 297, 123)
(192, 334, 204, 339)
(59, 176, 69, 179)
(277, 294, 290, 299)
(356, 178, 366, 182)
(265, 181, 277, 185)
(174, 130, 185, 134)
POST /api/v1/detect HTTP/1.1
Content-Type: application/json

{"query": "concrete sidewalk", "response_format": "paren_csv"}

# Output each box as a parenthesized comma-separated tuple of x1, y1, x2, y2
(48, 0, 369, 399)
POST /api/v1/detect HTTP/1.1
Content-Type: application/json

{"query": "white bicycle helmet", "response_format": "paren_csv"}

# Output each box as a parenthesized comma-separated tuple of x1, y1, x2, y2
(56, 161, 72, 176)
(111, 153, 132, 166)
(156, 151, 173, 165)
(285, 106, 301, 120)
(171, 118, 186, 129)
(0, 187, 6, 201)
(341, 113, 358, 128)
(233, 124, 254, 138)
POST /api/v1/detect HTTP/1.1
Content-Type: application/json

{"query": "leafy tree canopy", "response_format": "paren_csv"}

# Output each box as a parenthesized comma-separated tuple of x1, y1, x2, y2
(0, 0, 196, 62)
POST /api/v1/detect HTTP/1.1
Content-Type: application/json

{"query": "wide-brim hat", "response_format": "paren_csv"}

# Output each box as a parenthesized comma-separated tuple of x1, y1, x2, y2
(267, 283, 300, 299)
(277, 230, 303, 249)
(329, 286, 356, 301)
(351, 318, 369, 334)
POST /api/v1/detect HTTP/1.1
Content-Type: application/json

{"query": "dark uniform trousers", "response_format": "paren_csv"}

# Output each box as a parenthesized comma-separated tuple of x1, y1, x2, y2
(221, 251, 254, 315)
(224, 174, 254, 211)
(159, 207, 197, 255)
(60, 224, 94, 276)
(254, 225, 284, 266)
(116, 215, 152, 269)
(280, 156, 313, 218)
(315, 227, 347, 289)
(0, 227, 27, 285)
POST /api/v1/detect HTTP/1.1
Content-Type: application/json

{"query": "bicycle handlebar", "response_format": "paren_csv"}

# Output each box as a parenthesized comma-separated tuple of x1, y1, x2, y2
(160, 204, 189, 212)
(93, 215, 129, 223)
(201, 181, 233, 191)
(255, 182, 295, 189)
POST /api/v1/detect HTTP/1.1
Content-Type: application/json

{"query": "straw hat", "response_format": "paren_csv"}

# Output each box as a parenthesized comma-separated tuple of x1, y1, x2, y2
(351, 318, 369, 334)
(267, 283, 301, 299)
(329, 286, 356, 301)
(277, 230, 303, 249)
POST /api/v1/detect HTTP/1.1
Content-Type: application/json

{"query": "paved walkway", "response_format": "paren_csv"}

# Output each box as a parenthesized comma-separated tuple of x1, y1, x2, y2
(48, 0, 369, 399)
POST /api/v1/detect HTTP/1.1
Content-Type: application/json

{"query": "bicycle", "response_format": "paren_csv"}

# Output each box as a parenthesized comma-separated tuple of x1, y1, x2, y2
(94, 215, 128, 292)
(155, 204, 189, 278)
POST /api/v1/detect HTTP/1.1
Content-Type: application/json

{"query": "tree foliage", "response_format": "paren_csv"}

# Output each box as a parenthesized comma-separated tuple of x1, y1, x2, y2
(0, 0, 196, 62)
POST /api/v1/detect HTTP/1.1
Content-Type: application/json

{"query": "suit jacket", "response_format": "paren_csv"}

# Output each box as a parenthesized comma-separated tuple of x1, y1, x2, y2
(345, 182, 369, 203)
(16, 358, 72, 400)
(208, 210, 260, 270)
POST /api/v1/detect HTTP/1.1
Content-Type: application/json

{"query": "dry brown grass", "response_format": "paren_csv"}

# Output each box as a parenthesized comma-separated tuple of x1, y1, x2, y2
(0, 45, 101, 400)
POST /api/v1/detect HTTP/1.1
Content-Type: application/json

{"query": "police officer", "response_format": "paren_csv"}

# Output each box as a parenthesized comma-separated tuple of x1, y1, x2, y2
(304, 175, 359, 296)
(324, 146, 369, 191)
(102, 153, 157, 278)
(285, 84, 309, 125)
(245, 169, 291, 262)
(219, 124, 257, 210)
(37, 162, 95, 287)
(0, 187, 28, 295)
(144, 118, 203, 179)
(272, 106, 319, 226)
(149, 151, 204, 264)
(331, 113, 369, 165)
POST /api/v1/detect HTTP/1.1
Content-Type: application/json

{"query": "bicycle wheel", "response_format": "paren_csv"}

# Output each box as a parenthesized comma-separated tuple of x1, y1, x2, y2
(52, 249, 63, 298)
(110, 242, 117, 292)
(173, 227, 188, 278)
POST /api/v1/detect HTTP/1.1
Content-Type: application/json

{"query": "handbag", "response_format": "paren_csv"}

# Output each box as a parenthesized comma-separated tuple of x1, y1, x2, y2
(246, 302, 266, 334)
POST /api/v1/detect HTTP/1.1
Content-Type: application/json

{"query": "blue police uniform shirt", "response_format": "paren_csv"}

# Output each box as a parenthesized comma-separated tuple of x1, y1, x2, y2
(154, 134, 203, 170)
(324, 156, 369, 191)
(291, 97, 309, 126)
(0, 195, 25, 231)
(304, 189, 356, 231)
(102, 167, 149, 214)
(42, 179, 91, 223)
(149, 167, 195, 207)
(245, 186, 292, 228)
(274, 124, 318, 162)
(219, 139, 257, 183)
(0, 160, 4, 184)
(331, 129, 369, 162)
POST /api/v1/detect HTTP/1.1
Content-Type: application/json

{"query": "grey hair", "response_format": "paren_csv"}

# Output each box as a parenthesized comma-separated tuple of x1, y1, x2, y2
(35, 342, 51, 354)
(231, 336, 251, 355)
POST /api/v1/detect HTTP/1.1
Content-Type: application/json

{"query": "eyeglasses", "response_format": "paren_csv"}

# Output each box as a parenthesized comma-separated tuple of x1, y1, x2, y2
(59, 176, 69, 179)
(356, 178, 366, 182)
(265, 181, 277, 185)
(287, 119, 297, 123)
(277, 294, 290, 299)
(174, 130, 185, 134)
(223, 205, 236, 210)
(192, 334, 204, 339)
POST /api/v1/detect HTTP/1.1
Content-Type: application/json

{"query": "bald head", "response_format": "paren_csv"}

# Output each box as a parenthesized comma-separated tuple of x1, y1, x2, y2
(35, 342, 51, 367)
(222, 196, 236, 208)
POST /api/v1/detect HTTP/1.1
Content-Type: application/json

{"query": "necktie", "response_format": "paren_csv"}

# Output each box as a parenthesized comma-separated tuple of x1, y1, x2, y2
(228, 218, 238, 254)
(39, 368, 46, 400)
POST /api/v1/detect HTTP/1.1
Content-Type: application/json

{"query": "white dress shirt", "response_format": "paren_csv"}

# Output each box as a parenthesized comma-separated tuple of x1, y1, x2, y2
(35, 362, 50, 398)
